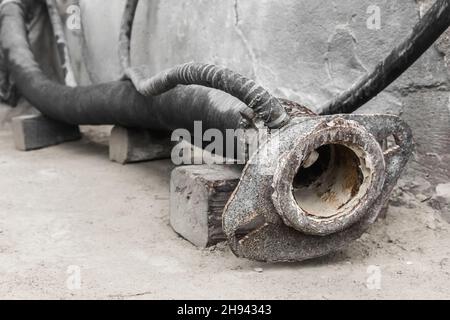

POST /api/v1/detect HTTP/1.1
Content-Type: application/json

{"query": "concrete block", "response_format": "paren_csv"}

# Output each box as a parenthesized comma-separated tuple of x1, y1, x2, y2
(11, 114, 81, 151)
(109, 126, 172, 164)
(170, 165, 241, 248)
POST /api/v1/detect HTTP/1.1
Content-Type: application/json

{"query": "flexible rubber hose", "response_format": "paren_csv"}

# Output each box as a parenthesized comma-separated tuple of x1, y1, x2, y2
(125, 63, 290, 128)
(321, 0, 450, 115)
(0, 1, 246, 136)
(118, 0, 138, 73)
(45, 0, 77, 87)
(118, 0, 289, 129)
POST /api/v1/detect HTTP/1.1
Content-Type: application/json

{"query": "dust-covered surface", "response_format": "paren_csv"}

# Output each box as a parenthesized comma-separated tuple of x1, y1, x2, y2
(0, 123, 449, 300)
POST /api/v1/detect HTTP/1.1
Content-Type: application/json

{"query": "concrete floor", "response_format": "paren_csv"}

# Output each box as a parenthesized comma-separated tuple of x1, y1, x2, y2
(0, 127, 449, 300)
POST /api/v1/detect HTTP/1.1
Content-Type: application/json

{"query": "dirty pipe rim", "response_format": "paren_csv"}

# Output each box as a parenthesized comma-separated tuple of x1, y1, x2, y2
(272, 119, 386, 236)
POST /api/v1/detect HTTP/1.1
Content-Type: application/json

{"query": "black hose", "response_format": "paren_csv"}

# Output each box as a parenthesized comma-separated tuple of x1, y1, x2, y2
(119, 0, 289, 129)
(45, 0, 77, 86)
(118, 0, 138, 73)
(321, 0, 450, 115)
(0, 1, 245, 136)
(125, 63, 290, 128)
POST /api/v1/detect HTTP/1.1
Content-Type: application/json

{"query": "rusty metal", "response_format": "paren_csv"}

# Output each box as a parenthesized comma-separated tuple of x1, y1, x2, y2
(223, 102, 413, 262)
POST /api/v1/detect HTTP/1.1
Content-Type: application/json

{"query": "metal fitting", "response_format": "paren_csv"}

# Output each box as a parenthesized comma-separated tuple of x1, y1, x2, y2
(223, 102, 413, 262)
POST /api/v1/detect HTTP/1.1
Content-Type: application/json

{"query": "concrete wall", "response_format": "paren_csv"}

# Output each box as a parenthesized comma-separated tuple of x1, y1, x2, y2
(36, 0, 450, 183)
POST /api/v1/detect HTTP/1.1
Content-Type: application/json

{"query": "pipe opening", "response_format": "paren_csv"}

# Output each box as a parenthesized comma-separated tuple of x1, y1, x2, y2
(292, 144, 370, 218)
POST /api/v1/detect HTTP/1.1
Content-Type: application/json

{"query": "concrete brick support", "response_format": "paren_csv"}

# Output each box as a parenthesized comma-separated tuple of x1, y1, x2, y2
(109, 126, 172, 164)
(11, 114, 81, 151)
(170, 165, 241, 248)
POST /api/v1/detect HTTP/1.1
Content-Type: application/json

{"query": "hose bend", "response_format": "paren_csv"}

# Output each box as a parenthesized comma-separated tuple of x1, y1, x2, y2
(119, 0, 289, 129)
(0, 1, 246, 137)
(125, 63, 290, 128)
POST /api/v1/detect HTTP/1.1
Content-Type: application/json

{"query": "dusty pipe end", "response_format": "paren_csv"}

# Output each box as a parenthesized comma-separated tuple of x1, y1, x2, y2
(224, 114, 412, 262)
(272, 118, 386, 236)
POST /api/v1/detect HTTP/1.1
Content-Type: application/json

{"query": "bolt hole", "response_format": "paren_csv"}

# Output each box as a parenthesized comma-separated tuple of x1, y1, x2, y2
(380, 134, 399, 152)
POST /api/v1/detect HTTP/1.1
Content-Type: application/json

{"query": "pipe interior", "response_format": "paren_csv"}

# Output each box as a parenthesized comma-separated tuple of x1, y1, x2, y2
(292, 144, 371, 218)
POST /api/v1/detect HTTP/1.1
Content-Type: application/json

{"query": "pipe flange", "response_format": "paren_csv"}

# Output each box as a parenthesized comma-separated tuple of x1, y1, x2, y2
(223, 114, 413, 262)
